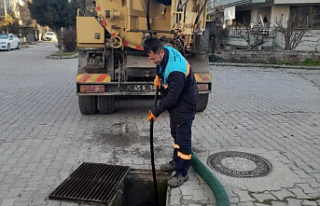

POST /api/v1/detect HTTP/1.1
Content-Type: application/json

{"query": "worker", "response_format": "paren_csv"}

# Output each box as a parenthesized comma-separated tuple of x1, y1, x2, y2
(144, 38, 199, 188)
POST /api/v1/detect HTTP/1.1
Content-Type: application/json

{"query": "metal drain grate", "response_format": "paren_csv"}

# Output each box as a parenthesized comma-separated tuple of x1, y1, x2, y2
(49, 162, 130, 204)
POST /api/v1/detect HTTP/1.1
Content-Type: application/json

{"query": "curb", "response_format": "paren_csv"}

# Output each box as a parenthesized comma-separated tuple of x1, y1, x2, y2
(46, 53, 78, 59)
(20, 45, 29, 49)
(210, 62, 320, 70)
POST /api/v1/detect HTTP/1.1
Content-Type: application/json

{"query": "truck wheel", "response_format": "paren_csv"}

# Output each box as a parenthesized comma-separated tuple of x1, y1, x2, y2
(197, 94, 209, 112)
(78, 96, 97, 114)
(98, 96, 115, 114)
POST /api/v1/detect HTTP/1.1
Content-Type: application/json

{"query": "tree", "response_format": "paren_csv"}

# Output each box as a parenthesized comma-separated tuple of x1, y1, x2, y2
(240, 24, 270, 49)
(19, 0, 34, 27)
(27, 0, 80, 31)
(28, 0, 80, 54)
(0, 14, 14, 30)
(275, 10, 319, 50)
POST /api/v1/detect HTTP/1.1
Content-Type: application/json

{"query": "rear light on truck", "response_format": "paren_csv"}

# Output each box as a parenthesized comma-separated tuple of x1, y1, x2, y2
(197, 84, 209, 91)
(80, 85, 105, 93)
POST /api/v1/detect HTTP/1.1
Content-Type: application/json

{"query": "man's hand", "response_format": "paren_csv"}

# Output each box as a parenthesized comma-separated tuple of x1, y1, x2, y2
(147, 110, 157, 122)
(154, 75, 161, 89)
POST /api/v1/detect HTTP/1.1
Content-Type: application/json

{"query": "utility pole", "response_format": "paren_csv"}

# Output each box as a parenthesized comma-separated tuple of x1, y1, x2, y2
(3, 0, 8, 33)
(3, 0, 7, 16)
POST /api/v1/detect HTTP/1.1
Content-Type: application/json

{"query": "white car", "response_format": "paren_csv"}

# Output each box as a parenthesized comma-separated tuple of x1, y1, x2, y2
(0, 33, 20, 51)
(43, 32, 57, 41)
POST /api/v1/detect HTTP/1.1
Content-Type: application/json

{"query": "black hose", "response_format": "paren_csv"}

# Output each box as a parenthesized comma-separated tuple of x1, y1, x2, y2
(194, 0, 209, 25)
(150, 89, 159, 206)
(146, 0, 152, 36)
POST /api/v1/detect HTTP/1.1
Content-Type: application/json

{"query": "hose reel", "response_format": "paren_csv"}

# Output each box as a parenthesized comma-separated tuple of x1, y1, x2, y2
(109, 36, 122, 48)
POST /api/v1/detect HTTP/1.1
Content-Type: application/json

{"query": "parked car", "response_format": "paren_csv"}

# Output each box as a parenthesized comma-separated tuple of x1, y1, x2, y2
(42, 32, 57, 42)
(0, 33, 20, 51)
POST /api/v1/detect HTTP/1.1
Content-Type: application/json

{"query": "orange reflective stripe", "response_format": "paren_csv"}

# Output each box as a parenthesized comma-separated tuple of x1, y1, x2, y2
(177, 151, 192, 160)
(174, 144, 180, 149)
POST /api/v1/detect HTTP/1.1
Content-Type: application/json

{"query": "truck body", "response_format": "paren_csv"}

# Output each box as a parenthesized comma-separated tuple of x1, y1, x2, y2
(76, 0, 212, 114)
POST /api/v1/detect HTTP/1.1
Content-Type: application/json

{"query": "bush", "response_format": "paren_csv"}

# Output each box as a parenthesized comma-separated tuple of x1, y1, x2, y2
(62, 30, 77, 52)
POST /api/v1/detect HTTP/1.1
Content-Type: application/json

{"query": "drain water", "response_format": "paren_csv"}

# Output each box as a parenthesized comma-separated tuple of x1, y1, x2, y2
(207, 151, 272, 178)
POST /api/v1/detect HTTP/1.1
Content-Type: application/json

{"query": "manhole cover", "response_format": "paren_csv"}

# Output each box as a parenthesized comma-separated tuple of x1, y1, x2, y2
(49, 163, 130, 204)
(207, 151, 272, 178)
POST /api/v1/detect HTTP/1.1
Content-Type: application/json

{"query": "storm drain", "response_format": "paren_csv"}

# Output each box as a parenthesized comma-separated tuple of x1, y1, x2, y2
(49, 162, 130, 204)
(207, 151, 272, 178)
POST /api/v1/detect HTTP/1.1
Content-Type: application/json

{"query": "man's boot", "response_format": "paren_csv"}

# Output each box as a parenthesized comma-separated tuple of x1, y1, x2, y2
(160, 160, 176, 173)
(168, 173, 188, 188)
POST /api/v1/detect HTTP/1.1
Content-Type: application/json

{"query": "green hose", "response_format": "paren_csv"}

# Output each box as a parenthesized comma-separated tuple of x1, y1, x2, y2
(191, 150, 230, 206)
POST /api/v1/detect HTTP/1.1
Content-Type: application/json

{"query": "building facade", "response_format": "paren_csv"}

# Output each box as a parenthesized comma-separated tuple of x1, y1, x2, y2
(208, 0, 320, 51)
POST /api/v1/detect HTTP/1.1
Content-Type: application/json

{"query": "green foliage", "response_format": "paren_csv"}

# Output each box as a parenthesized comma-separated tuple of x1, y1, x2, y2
(209, 54, 224, 63)
(281, 59, 320, 66)
(301, 59, 320, 66)
(62, 30, 77, 52)
(27, 0, 80, 31)
(216, 27, 229, 51)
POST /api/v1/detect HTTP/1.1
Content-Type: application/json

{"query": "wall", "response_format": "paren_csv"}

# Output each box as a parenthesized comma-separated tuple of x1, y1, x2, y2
(251, 7, 271, 25)
(275, 0, 320, 4)
(270, 5, 290, 28)
(207, 0, 249, 7)
(275, 30, 320, 51)
(216, 50, 320, 64)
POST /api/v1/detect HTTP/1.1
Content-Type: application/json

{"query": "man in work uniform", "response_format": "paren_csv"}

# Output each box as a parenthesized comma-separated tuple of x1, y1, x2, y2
(144, 38, 199, 188)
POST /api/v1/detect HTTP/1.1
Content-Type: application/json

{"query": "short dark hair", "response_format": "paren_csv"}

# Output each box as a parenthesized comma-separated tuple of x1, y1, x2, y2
(143, 38, 164, 54)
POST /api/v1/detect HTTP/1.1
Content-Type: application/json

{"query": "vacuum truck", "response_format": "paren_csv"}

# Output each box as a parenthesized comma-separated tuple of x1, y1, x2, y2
(76, 0, 212, 114)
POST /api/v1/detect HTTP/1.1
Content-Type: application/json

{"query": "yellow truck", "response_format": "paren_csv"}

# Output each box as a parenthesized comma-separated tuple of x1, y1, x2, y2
(76, 0, 212, 114)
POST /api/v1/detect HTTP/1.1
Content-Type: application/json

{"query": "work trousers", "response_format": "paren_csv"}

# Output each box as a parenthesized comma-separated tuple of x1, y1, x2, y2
(170, 116, 194, 176)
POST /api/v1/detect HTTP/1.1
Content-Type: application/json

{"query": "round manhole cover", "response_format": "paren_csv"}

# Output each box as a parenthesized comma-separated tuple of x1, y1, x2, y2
(207, 151, 272, 178)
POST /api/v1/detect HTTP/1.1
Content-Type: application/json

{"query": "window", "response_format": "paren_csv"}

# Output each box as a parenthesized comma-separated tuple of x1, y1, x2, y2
(0, 34, 8, 39)
(313, 6, 320, 28)
(290, 6, 320, 29)
(234, 10, 251, 27)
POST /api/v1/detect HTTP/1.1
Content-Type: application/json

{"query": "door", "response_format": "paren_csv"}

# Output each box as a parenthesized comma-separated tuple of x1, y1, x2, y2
(8, 35, 16, 48)
(14, 35, 19, 48)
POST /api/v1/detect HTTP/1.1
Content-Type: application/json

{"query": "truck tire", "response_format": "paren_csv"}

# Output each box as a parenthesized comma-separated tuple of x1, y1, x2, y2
(78, 96, 97, 114)
(98, 96, 115, 114)
(197, 94, 209, 112)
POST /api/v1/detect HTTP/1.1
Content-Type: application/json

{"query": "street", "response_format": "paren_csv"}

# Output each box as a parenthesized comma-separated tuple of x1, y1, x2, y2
(0, 42, 320, 206)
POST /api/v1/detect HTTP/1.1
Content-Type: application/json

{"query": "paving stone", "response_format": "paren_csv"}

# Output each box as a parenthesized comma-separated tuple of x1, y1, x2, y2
(234, 190, 255, 202)
(238, 202, 255, 206)
(271, 189, 295, 200)
(189, 189, 209, 201)
(297, 183, 319, 194)
(183, 195, 193, 200)
(287, 198, 303, 206)
(289, 188, 311, 199)
(301, 200, 317, 206)
(271, 201, 289, 206)
(1, 198, 16, 206)
(170, 188, 181, 205)
(252, 193, 277, 203)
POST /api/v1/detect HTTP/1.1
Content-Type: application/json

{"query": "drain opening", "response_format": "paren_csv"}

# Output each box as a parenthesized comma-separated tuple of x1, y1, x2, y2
(207, 151, 272, 178)
(114, 169, 169, 206)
